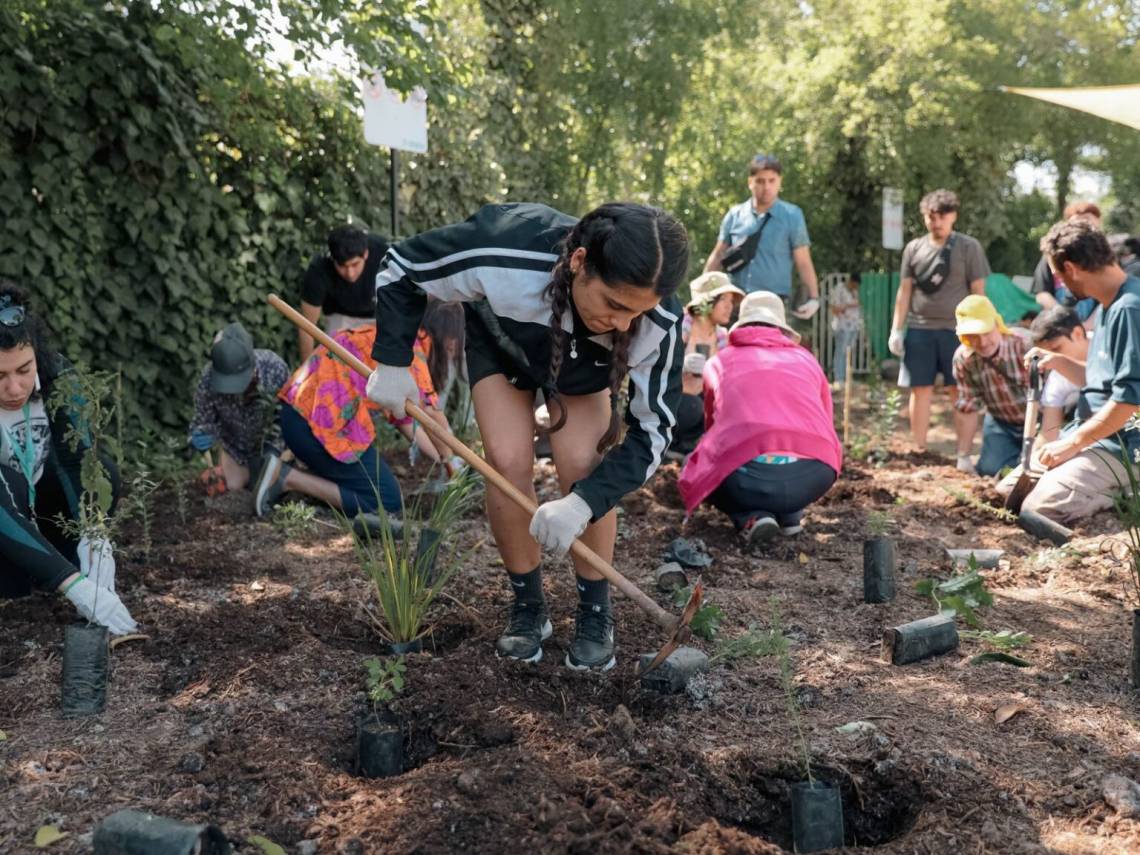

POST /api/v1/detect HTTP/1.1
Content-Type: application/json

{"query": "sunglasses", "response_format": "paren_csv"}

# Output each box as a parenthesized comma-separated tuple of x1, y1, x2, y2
(0, 304, 24, 327)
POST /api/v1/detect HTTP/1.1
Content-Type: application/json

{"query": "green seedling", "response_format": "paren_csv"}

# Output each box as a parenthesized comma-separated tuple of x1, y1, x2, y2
(916, 556, 994, 628)
(673, 585, 725, 640)
(866, 509, 893, 537)
(770, 600, 813, 784)
(942, 486, 1018, 523)
(273, 501, 318, 538)
(364, 656, 406, 706)
(710, 624, 785, 664)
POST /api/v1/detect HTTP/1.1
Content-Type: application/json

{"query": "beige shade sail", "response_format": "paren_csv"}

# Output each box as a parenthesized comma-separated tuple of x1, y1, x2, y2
(1002, 84, 1140, 132)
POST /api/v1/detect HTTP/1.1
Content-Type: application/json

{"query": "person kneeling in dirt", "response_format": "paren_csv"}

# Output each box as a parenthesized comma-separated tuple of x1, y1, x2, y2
(950, 295, 1031, 477)
(0, 283, 136, 634)
(366, 202, 689, 671)
(1028, 306, 1088, 444)
(678, 292, 841, 545)
(254, 324, 454, 520)
(188, 322, 289, 494)
(995, 220, 1140, 524)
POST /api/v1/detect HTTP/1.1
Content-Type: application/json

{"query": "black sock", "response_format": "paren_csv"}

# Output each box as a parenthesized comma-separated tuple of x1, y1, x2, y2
(576, 575, 610, 609)
(507, 565, 544, 605)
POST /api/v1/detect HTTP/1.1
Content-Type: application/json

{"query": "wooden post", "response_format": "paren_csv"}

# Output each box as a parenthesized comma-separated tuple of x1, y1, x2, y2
(843, 344, 853, 445)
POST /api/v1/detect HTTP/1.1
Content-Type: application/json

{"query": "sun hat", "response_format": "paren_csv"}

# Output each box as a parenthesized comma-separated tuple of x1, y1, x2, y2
(730, 291, 800, 343)
(209, 322, 256, 394)
(686, 271, 745, 312)
(954, 295, 1008, 347)
(683, 352, 707, 375)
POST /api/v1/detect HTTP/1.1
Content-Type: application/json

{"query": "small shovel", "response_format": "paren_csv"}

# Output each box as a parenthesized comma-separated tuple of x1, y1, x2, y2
(1004, 356, 1041, 514)
(268, 294, 701, 675)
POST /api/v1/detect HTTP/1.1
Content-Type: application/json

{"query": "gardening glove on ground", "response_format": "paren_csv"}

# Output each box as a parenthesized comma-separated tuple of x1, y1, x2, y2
(956, 454, 977, 475)
(78, 536, 117, 592)
(529, 492, 592, 556)
(366, 364, 419, 419)
(888, 329, 905, 357)
(64, 577, 138, 636)
(791, 298, 819, 320)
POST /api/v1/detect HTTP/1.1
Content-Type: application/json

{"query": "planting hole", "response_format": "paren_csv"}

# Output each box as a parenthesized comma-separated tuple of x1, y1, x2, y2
(710, 761, 921, 849)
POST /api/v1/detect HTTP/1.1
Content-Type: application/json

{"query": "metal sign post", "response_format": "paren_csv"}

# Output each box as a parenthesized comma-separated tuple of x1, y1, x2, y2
(363, 75, 428, 239)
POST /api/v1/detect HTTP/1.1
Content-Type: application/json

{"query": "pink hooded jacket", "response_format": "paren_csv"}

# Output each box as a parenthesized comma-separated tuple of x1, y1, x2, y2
(678, 325, 843, 512)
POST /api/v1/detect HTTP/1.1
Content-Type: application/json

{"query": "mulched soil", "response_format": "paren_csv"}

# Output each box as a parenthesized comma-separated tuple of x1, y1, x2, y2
(3, 395, 1140, 854)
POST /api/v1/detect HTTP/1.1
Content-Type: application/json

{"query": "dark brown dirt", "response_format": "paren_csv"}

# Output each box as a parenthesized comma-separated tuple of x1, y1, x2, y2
(3, 395, 1140, 853)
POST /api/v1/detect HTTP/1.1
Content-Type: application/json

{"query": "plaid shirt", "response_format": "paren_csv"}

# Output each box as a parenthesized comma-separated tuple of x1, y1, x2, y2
(952, 329, 1030, 425)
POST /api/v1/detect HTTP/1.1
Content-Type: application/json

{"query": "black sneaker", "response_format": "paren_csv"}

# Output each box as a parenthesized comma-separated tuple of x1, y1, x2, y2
(254, 453, 292, 518)
(496, 600, 552, 663)
(565, 602, 615, 671)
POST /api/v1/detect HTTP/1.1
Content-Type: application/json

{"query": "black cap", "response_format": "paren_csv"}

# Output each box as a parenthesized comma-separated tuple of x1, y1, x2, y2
(209, 323, 255, 394)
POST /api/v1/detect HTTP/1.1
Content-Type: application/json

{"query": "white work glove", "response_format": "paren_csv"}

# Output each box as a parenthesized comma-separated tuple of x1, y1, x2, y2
(956, 454, 977, 475)
(365, 364, 419, 419)
(529, 492, 593, 556)
(888, 329, 905, 357)
(63, 577, 138, 636)
(791, 298, 820, 320)
(78, 536, 116, 592)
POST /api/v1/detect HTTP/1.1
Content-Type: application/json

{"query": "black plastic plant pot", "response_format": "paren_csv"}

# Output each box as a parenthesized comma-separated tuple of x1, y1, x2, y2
(790, 780, 844, 853)
(1132, 610, 1140, 691)
(61, 623, 110, 718)
(415, 527, 443, 584)
(881, 613, 959, 665)
(93, 808, 231, 854)
(358, 713, 404, 778)
(862, 537, 896, 603)
(388, 638, 423, 655)
(1017, 509, 1072, 545)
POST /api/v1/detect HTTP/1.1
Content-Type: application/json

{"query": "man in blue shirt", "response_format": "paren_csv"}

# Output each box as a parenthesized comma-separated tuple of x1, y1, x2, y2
(998, 219, 1140, 524)
(703, 154, 820, 321)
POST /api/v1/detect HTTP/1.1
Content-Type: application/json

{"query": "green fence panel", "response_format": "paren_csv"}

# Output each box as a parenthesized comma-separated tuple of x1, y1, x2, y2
(859, 271, 899, 362)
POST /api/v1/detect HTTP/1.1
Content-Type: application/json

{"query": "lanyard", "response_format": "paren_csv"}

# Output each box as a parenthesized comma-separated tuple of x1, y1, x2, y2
(3, 401, 37, 506)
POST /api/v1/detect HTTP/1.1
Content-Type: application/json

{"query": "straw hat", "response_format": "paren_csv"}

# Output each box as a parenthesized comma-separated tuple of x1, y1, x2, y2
(730, 291, 800, 343)
(686, 271, 745, 311)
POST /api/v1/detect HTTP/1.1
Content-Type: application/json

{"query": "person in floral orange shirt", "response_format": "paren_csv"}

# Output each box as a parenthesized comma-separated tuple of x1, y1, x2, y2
(252, 324, 451, 518)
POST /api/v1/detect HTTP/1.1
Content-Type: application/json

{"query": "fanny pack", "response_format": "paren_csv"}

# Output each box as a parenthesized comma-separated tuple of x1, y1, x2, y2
(721, 213, 772, 274)
(913, 234, 956, 295)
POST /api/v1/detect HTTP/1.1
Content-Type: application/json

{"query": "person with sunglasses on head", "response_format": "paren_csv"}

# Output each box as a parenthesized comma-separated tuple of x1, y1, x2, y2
(0, 282, 136, 634)
(366, 202, 689, 671)
(703, 153, 820, 322)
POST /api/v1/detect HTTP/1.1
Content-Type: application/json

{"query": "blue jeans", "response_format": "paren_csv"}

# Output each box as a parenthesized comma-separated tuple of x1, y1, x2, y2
(977, 413, 1023, 477)
(708, 459, 837, 529)
(279, 405, 403, 516)
(832, 328, 858, 381)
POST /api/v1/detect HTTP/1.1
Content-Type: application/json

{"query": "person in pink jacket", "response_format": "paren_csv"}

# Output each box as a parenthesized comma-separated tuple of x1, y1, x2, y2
(678, 291, 842, 544)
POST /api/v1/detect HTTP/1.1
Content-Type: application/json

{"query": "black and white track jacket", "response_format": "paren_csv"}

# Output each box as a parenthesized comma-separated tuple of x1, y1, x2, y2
(372, 203, 683, 520)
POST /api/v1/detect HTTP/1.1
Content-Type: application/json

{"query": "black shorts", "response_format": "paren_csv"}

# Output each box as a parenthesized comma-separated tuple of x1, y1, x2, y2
(463, 303, 610, 397)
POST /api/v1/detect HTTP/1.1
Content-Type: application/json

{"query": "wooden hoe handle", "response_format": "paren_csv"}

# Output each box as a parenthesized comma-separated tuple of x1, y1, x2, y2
(267, 294, 678, 631)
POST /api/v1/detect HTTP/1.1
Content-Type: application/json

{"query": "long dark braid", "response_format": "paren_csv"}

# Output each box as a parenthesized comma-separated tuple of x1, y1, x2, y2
(540, 204, 688, 453)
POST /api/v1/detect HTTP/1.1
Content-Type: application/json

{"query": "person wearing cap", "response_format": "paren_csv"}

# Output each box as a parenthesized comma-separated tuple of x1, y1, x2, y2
(703, 154, 820, 320)
(889, 189, 991, 454)
(299, 225, 391, 360)
(668, 351, 710, 459)
(683, 271, 745, 357)
(951, 295, 1032, 476)
(0, 281, 137, 635)
(994, 220, 1140, 524)
(187, 323, 290, 493)
(678, 292, 841, 545)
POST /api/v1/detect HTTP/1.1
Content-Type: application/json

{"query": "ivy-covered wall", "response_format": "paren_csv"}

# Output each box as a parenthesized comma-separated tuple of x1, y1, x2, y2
(0, 3, 442, 432)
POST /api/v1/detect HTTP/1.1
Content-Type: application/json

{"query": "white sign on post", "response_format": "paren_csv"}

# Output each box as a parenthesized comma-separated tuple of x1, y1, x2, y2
(882, 187, 904, 251)
(362, 74, 428, 153)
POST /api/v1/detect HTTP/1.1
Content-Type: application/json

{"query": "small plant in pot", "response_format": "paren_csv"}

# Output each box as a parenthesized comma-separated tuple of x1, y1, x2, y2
(862, 510, 896, 603)
(770, 601, 843, 853)
(346, 470, 479, 655)
(48, 366, 130, 717)
(357, 656, 407, 778)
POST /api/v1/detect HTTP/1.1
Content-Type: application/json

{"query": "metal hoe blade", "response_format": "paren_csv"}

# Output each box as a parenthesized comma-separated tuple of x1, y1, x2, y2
(635, 582, 703, 679)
